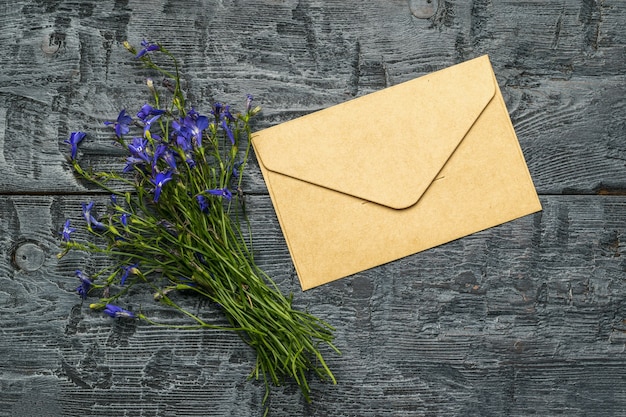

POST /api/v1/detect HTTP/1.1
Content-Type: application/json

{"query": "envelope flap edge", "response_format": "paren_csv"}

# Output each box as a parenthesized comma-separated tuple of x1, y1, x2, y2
(252, 55, 497, 209)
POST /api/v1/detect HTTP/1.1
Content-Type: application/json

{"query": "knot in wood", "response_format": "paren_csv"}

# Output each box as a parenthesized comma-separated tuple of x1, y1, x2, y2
(41, 32, 65, 55)
(409, 0, 438, 19)
(13, 241, 45, 272)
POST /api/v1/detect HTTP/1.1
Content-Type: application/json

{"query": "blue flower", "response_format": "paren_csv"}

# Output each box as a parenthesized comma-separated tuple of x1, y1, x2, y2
(171, 119, 192, 151)
(120, 213, 129, 227)
(123, 156, 148, 173)
(153, 143, 177, 171)
(128, 137, 151, 163)
(185, 157, 196, 169)
(196, 195, 209, 213)
(64, 131, 86, 160)
(136, 40, 160, 58)
(211, 102, 223, 119)
(137, 103, 165, 122)
(175, 133, 192, 151)
(206, 187, 232, 201)
(103, 304, 135, 319)
(81, 202, 107, 231)
(104, 109, 133, 138)
(232, 160, 244, 178)
(150, 171, 174, 202)
(221, 105, 234, 122)
(120, 264, 139, 286)
(143, 114, 162, 138)
(171, 113, 208, 149)
(221, 119, 235, 145)
(190, 115, 209, 147)
(81, 201, 94, 221)
(246, 94, 254, 113)
(75, 270, 92, 299)
(61, 219, 76, 242)
(91, 219, 107, 231)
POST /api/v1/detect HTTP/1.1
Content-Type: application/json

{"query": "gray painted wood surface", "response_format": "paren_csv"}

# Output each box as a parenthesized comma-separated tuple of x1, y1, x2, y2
(1, 0, 625, 416)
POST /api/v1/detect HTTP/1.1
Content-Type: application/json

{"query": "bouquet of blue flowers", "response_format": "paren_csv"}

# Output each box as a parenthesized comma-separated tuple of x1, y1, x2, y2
(58, 40, 338, 404)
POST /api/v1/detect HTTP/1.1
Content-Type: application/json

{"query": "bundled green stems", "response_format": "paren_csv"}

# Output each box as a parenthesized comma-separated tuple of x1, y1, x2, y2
(59, 41, 338, 403)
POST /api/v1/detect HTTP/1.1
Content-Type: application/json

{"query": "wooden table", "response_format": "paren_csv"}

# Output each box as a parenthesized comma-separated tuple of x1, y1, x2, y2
(1, 1, 625, 415)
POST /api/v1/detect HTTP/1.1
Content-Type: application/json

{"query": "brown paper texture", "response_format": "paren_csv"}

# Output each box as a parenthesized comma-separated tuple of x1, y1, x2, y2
(252, 55, 542, 290)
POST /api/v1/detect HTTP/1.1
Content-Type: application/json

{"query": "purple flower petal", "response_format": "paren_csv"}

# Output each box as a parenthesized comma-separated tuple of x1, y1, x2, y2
(104, 109, 133, 138)
(150, 171, 174, 202)
(81, 201, 106, 231)
(153, 144, 177, 171)
(196, 195, 209, 213)
(61, 219, 76, 242)
(75, 270, 92, 299)
(136, 40, 160, 58)
(64, 131, 86, 160)
(128, 137, 151, 165)
(120, 264, 138, 286)
(221, 120, 235, 145)
(206, 187, 232, 201)
(137, 103, 165, 121)
(103, 304, 135, 319)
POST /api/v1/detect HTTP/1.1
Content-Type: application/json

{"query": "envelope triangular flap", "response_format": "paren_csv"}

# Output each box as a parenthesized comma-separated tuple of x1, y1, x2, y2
(253, 56, 496, 209)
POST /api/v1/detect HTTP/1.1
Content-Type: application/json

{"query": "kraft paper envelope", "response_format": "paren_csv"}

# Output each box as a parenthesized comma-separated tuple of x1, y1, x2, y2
(252, 55, 542, 290)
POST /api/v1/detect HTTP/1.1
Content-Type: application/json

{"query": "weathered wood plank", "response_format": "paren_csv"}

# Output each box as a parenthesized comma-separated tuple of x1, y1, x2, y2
(2, 1, 626, 416)
(0, 0, 624, 194)
(0, 194, 625, 416)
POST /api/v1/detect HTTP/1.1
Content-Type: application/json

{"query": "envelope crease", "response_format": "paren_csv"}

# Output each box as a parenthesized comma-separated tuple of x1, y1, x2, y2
(252, 55, 542, 290)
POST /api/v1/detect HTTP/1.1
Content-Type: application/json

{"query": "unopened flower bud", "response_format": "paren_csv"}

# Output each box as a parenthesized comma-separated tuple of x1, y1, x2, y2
(154, 287, 173, 301)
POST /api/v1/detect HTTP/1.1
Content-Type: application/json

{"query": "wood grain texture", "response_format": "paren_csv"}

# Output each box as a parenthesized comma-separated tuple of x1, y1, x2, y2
(1, 0, 625, 416)
(0, 0, 624, 194)
(1, 195, 625, 416)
